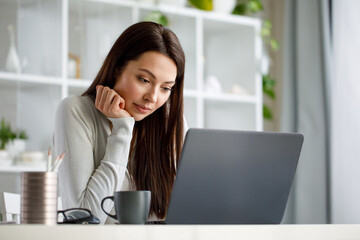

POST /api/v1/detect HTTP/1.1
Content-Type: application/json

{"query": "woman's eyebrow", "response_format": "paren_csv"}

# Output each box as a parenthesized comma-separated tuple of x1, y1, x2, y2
(139, 68, 156, 79)
(139, 68, 175, 84)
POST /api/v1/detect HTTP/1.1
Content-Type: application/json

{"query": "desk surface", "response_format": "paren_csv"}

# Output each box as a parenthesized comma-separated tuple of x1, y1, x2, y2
(1, 224, 360, 240)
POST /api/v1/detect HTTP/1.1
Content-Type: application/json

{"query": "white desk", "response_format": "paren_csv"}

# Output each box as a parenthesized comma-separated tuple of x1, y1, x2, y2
(1, 225, 360, 240)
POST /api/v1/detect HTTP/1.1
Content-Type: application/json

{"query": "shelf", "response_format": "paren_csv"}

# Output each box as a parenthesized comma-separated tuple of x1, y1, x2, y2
(202, 92, 257, 103)
(0, 0, 263, 157)
(0, 72, 93, 89)
(184, 89, 257, 104)
(89, 0, 261, 27)
(0, 72, 256, 104)
(0, 72, 63, 86)
(0, 0, 263, 192)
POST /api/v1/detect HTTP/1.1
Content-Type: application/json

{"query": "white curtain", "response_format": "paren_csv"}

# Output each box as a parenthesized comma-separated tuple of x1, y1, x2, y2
(281, 0, 331, 223)
(331, 0, 360, 223)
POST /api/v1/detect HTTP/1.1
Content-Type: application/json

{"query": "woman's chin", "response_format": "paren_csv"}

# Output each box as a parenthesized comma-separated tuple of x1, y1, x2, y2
(129, 108, 153, 121)
(132, 113, 147, 122)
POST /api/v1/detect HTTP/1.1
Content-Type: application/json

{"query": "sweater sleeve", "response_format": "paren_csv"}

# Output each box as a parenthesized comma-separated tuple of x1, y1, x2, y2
(53, 97, 134, 224)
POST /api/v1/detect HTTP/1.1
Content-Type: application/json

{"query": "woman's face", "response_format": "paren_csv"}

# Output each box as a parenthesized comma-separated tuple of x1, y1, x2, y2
(113, 51, 177, 121)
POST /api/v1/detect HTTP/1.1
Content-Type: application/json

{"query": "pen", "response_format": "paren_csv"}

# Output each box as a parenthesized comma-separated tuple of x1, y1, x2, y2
(47, 148, 52, 172)
(52, 152, 65, 172)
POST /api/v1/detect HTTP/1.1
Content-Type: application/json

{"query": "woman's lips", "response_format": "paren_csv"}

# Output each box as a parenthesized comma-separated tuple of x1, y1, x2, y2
(134, 103, 151, 114)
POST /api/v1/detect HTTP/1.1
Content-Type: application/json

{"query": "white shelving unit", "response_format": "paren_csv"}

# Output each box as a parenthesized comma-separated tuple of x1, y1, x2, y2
(0, 0, 262, 173)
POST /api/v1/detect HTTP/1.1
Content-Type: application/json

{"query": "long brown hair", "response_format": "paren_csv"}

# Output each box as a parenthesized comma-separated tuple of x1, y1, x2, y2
(82, 22, 185, 219)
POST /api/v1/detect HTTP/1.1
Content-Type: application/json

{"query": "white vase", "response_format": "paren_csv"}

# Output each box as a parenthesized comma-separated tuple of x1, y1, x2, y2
(138, 0, 154, 4)
(0, 150, 12, 167)
(5, 24, 22, 74)
(204, 75, 222, 93)
(158, 0, 187, 7)
(68, 58, 77, 78)
(6, 139, 27, 164)
(213, 0, 236, 14)
(7, 139, 26, 155)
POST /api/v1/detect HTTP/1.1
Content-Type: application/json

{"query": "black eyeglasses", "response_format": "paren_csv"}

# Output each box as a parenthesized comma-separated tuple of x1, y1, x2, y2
(57, 208, 100, 224)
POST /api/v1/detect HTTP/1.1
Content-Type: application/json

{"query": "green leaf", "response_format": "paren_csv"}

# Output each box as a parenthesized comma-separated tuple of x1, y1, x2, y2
(247, 0, 263, 13)
(18, 130, 28, 140)
(263, 74, 276, 87)
(263, 75, 276, 99)
(143, 11, 169, 26)
(263, 104, 273, 120)
(0, 118, 16, 150)
(263, 88, 275, 99)
(261, 20, 272, 37)
(189, 0, 213, 11)
(270, 39, 279, 51)
(232, 4, 247, 15)
(261, 27, 270, 37)
(263, 20, 272, 29)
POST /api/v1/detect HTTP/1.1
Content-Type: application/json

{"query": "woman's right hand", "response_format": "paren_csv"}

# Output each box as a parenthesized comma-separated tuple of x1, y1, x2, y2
(95, 85, 132, 119)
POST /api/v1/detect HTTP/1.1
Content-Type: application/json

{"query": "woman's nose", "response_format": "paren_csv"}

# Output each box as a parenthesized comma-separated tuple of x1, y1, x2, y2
(144, 88, 158, 103)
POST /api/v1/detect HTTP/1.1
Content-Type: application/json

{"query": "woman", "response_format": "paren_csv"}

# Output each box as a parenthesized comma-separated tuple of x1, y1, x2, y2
(54, 22, 186, 224)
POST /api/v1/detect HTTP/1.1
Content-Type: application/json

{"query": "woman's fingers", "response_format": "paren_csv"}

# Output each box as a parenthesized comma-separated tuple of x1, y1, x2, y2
(96, 85, 110, 111)
(111, 95, 121, 112)
(105, 88, 117, 109)
(95, 85, 103, 109)
(119, 96, 125, 109)
(95, 85, 131, 118)
(99, 86, 110, 110)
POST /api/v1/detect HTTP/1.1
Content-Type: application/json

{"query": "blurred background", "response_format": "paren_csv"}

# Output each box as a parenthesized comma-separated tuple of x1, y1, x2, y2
(0, 0, 359, 224)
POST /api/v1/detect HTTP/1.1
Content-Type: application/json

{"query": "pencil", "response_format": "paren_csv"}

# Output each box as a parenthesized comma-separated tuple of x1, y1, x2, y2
(52, 152, 65, 172)
(47, 148, 52, 172)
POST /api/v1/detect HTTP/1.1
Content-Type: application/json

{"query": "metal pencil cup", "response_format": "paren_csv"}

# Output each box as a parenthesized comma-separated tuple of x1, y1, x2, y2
(21, 172, 58, 225)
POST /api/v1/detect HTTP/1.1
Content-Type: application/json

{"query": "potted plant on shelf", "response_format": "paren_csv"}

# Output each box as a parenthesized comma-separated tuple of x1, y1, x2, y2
(0, 118, 16, 165)
(0, 118, 16, 150)
(7, 129, 28, 162)
(0, 118, 28, 165)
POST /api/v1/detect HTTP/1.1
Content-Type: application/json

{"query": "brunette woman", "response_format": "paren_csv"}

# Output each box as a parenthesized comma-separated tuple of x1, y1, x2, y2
(54, 21, 186, 224)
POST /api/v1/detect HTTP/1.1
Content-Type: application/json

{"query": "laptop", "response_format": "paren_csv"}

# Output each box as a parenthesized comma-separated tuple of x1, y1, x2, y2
(163, 128, 304, 224)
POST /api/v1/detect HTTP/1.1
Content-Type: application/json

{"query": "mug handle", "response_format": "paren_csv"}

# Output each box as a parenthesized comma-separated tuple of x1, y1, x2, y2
(101, 196, 117, 220)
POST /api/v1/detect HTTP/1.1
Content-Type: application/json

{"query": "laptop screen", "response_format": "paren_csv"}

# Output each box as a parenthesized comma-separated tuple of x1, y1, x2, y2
(165, 128, 303, 224)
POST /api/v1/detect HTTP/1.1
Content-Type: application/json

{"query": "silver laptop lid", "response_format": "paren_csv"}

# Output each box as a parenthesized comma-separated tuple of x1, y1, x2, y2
(165, 128, 304, 224)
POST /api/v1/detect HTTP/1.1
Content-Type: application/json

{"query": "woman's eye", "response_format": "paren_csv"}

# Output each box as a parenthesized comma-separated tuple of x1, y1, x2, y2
(163, 87, 172, 92)
(138, 77, 150, 83)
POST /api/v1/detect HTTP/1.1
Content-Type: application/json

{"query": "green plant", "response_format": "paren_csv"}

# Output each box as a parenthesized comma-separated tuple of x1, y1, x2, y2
(143, 11, 169, 27)
(0, 118, 16, 150)
(261, 20, 279, 52)
(232, 0, 263, 15)
(232, 0, 279, 120)
(188, 0, 213, 11)
(17, 129, 28, 140)
(0, 118, 28, 150)
(262, 74, 276, 119)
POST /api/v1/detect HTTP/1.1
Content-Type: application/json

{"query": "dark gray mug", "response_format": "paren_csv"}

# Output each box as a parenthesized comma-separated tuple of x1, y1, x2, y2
(101, 191, 151, 224)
